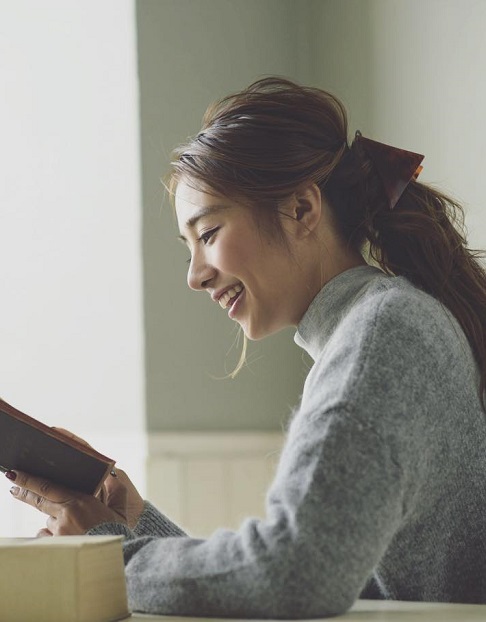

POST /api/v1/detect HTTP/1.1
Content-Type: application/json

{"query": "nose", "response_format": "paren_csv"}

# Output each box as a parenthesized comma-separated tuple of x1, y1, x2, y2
(187, 253, 216, 291)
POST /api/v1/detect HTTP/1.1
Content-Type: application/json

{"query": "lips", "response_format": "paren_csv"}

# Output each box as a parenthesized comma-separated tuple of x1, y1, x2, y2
(218, 284, 244, 309)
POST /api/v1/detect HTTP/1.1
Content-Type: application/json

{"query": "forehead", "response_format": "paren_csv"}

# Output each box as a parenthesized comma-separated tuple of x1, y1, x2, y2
(175, 182, 214, 218)
(175, 181, 237, 234)
(175, 182, 212, 223)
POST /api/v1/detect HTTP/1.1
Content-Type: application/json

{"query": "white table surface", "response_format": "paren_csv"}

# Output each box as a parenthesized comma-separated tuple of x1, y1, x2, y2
(125, 598, 486, 621)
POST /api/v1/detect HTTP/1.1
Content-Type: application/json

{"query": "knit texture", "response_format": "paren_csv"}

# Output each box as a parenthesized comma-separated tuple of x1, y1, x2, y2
(88, 265, 486, 618)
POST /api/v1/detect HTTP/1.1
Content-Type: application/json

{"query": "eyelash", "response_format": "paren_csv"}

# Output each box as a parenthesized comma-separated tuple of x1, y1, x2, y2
(199, 227, 219, 244)
(186, 227, 219, 264)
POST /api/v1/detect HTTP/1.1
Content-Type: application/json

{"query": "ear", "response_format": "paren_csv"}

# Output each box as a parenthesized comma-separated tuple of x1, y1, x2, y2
(285, 183, 323, 239)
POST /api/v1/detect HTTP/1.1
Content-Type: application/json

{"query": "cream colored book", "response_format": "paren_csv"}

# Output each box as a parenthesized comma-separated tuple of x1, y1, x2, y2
(0, 535, 130, 622)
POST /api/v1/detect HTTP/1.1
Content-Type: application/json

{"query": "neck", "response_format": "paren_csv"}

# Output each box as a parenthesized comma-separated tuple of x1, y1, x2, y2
(314, 240, 367, 301)
(291, 249, 366, 328)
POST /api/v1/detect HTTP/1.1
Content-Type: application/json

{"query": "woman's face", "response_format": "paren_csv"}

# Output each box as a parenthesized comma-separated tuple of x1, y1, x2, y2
(175, 182, 313, 340)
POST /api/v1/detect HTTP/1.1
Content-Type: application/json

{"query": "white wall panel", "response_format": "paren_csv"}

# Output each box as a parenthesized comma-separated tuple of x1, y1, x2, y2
(147, 432, 283, 536)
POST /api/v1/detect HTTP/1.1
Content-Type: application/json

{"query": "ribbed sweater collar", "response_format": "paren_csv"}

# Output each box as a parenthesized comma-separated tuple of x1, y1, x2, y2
(294, 265, 384, 361)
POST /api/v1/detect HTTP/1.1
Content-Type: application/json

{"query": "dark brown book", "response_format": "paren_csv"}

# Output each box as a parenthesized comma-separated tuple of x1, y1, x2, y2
(0, 398, 115, 495)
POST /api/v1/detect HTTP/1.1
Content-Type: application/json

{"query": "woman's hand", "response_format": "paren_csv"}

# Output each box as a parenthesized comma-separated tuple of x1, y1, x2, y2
(5, 427, 146, 536)
(53, 427, 145, 529)
(7, 470, 129, 536)
(103, 468, 145, 530)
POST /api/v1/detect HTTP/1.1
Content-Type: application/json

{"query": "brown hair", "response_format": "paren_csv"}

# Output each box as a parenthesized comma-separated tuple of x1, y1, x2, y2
(169, 77, 486, 404)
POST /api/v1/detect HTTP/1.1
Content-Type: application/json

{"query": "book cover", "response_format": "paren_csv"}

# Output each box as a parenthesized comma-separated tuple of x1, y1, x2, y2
(0, 535, 130, 622)
(0, 398, 115, 495)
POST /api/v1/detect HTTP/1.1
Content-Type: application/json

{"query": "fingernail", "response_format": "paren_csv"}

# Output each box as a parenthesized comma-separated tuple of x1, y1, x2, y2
(5, 471, 17, 481)
(9, 486, 19, 496)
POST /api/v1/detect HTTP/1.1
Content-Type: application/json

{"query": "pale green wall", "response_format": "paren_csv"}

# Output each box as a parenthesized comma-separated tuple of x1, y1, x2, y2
(313, 0, 486, 249)
(310, 0, 373, 135)
(366, 0, 486, 252)
(137, 0, 317, 431)
(138, 0, 485, 432)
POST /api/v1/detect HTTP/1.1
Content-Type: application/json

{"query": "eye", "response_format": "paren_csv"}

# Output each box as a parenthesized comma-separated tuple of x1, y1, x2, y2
(198, 227, 219, 245)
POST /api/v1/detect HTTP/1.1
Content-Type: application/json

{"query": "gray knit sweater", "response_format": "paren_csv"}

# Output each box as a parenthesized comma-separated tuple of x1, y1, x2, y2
(89, 265, 486, 618)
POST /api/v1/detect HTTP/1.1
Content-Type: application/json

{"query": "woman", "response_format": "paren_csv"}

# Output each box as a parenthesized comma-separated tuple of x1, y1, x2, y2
(6, 78, 486, 618)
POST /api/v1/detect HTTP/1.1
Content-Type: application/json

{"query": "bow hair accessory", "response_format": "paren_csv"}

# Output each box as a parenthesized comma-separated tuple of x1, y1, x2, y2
(354, 131, 424, 210)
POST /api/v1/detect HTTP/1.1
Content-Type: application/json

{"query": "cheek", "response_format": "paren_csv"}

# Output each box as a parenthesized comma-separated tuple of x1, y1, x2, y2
(216, 240, 254, 273)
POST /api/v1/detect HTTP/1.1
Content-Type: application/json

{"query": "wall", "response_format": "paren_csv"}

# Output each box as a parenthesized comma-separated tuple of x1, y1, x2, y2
(314, 0, 486, 250)
(307, 0, 374, 134)
(367, 0, 486, 251)
(136, 0, 312, 433)
(0, 0, 145, 535)
(147, 431, 282, 536)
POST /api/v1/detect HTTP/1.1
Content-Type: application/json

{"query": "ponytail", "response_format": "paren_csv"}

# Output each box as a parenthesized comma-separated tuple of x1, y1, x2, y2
(327, 139, 486, 408)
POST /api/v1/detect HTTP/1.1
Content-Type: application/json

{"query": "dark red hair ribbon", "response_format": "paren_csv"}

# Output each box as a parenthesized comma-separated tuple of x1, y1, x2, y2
(354, 131, 424, 210)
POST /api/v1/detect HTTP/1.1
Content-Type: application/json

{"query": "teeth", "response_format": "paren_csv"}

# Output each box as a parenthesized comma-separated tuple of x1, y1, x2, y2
(218, 284, 243, 309)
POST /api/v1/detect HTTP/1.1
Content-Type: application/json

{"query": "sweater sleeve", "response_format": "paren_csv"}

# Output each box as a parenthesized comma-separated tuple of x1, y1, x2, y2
(92, 277, 469, 620)
(86, 272, 482, 616)
(132, 501, 187, 538)
(89, 400, 407, 619)
(87, 500, 186, 539)
(87, 283, 450, 619)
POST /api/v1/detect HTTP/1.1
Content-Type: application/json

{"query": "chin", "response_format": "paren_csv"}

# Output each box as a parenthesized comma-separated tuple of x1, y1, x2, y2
(240, 322, 264, 341)
(240, 320, 285, 341)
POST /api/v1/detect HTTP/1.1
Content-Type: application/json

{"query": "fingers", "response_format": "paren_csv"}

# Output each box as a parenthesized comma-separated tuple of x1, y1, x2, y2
(46, 515, 59, 535)
(105, 468, 136, 492)
(6, 470, 72, 504)
(6, 470, 82, 519)
(99, 473, 142, 527)
(9, 485, 59, 517)
(103, 471, 124, 494)
(36, 528, 53, 538)
(5, 470, 127, 535)
(103, 474, 127, 505)
(104, 480, 128, 516)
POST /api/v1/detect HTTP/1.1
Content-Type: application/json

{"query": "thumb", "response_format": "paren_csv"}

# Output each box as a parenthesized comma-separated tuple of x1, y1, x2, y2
(105, 482, 128, 520)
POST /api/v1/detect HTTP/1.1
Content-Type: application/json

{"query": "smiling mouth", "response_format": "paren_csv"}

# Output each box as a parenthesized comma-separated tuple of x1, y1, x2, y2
(219, 284, 244, 309)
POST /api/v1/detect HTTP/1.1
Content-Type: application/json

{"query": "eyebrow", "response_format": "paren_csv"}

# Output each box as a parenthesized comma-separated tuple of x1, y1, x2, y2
(177, 204, 230, 242)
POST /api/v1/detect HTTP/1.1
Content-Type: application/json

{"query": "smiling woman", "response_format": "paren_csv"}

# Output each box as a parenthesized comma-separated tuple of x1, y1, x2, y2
(174, 181, 360, 341)
(6, 77, 486, 618)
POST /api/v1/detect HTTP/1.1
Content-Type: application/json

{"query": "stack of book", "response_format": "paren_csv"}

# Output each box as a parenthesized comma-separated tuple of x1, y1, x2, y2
(0, 535, 130, 622)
